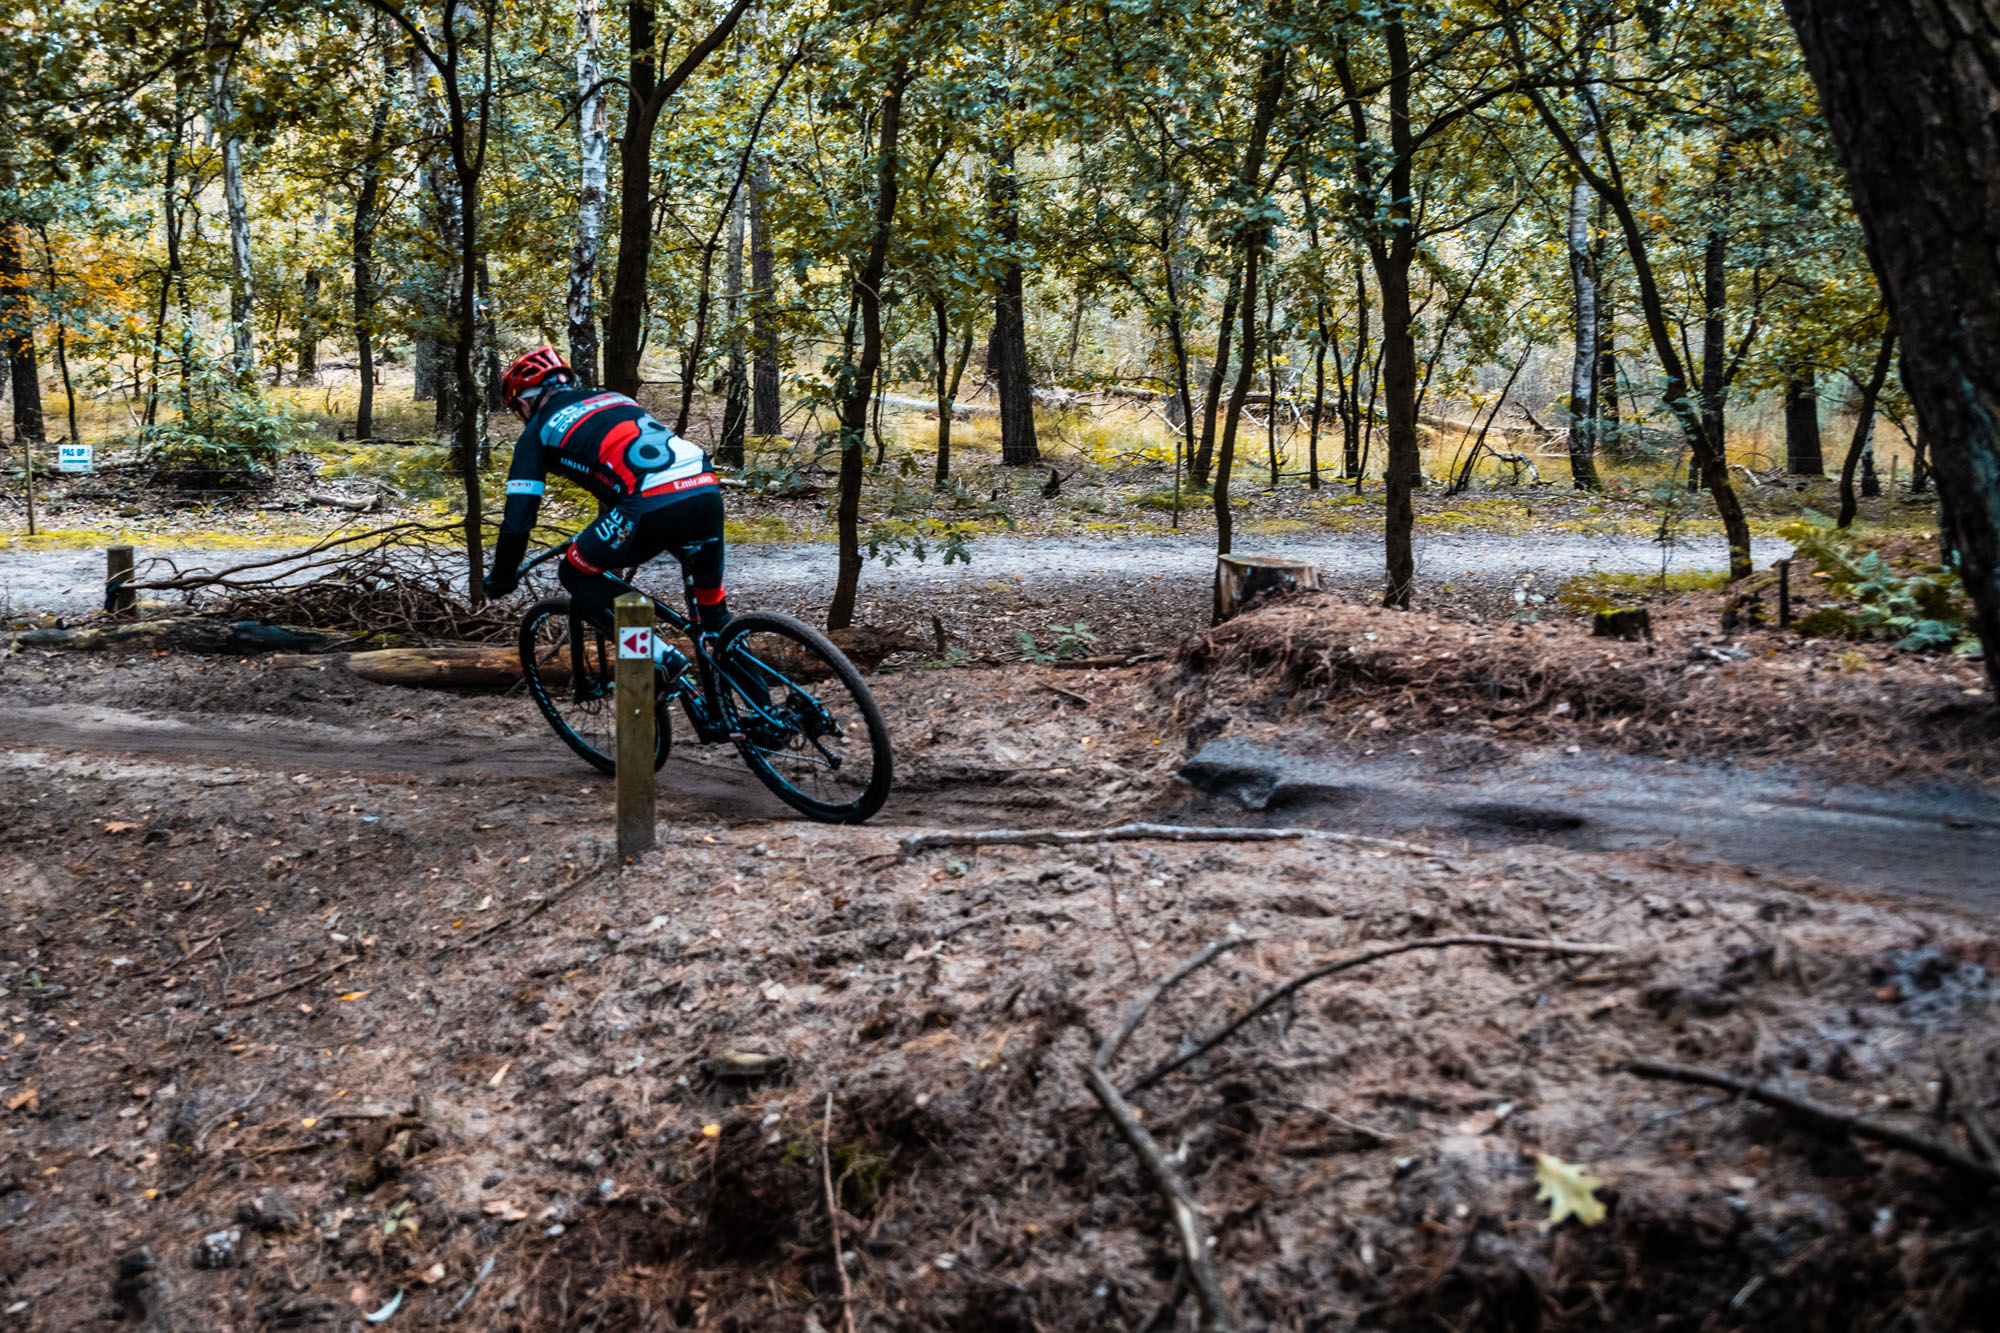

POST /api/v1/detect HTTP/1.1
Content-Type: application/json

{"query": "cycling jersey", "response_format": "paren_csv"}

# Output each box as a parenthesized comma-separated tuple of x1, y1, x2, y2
(492, 386, 719, 579)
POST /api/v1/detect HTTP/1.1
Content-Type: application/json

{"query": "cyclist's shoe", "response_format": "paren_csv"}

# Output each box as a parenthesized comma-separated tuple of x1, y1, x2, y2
(653, 641, 691, 697)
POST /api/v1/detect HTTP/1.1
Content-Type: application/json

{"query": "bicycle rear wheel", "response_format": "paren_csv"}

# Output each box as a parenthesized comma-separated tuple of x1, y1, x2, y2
(715, 611, 893, 823)
(519, 596, 670, 775)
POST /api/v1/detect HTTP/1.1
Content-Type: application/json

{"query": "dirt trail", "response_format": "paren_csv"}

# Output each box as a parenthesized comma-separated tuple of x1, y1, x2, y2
(1, 651, 1995, 1332)
(0, 527, 1790, 617)
(1178, 735, 2000, 911)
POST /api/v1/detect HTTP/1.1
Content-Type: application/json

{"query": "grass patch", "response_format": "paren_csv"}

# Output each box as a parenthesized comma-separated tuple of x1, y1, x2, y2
(1241, 518, 1309, 536)
(1556, 568, 1730, 612)
(724, 514, 813, 544)
(1133, 486, 1209, 512)
(0, 527, 321, 551)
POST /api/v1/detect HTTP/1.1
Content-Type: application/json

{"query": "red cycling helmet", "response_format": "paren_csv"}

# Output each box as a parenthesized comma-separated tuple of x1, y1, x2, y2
(500, 346, 575, 416)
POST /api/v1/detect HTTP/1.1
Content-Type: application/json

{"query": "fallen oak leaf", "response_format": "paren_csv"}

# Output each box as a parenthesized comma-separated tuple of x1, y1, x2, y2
(102, 821, 142, 833)
(1533, 1152, 1607, 1228)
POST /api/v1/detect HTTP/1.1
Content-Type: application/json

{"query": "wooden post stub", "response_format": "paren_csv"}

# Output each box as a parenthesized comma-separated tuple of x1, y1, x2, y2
(106, 546, 136, 615)
(1778, 558, 1793, 628)
(613, 592, 656, 858)
(1215, 553, 1321, 622)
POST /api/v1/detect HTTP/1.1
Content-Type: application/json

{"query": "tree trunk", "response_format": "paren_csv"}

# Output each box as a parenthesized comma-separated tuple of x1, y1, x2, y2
(1565, 181, 1600, 486)
(1699, 219, 1726, 485)
(1596, 264, 1620, 448)
(1212, 18, 1288, 604)
(33, 226, 79, 445)
(1191, 264, 1241, 487)
(144, 94, 186, 428)
(1295, 164, 1326, 491)
(212, 51, 256, 385)
(478, 257, 502, 412)
(1345, 263, 1368, 478)
(408, 40, 461, 420)
(989, 139, 1039, 466)
(829, 5, 920, 630)
(353, 31, 390, 439)
(1366, 18, 1421, 607)
(1837, 326, 1896, 527)
(603, 0, 660, 397)
(1563, 37, 1602, 490)
(1784, 363, 1823, 474)
(1525, 87, 1754, 579)
(566, 0, 608, 386)
(718, 183, 748, 468)
(749, 157, 780, 434)
(932, 293, 970, 485)
(1, 222, 44, 444)
(1775, 0, 2000, 684)
(297, 208, 324, 379)
(601, 0, 754, 396)
(1264, 284, 1281, 486)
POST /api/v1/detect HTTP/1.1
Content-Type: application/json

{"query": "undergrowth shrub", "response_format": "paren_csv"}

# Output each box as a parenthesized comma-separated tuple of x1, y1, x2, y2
(144, 358, 304, 484)
(1783, 511, 1977, 653)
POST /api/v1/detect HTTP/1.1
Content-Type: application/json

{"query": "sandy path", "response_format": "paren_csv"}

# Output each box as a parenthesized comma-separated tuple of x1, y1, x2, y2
(0, 527, 1789, 616)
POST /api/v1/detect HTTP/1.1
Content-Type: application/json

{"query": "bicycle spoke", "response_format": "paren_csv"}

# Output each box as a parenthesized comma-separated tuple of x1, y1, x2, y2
(720, 623, 883, 815)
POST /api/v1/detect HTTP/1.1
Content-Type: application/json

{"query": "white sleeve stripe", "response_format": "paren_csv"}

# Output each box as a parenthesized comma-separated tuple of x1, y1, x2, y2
(506, 479, 546, 495)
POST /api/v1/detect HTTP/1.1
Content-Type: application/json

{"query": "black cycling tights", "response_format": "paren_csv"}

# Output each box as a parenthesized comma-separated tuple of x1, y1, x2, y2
(559, 489, 727, 633)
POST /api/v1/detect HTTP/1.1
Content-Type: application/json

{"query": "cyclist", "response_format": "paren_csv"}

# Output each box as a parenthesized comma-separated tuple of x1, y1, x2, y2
(482, 347, 733, 642)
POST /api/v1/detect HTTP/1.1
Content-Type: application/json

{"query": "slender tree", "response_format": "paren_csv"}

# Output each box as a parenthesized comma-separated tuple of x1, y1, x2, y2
(566, 0, 609, 385)
(600, 0, 755, 396)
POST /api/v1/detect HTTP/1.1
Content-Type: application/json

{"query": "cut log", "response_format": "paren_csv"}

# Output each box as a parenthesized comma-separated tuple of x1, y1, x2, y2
(283, 645, 538, 688)
(7, 618, 334, 654)
(1215, 554, 1321, 622)
(1592, 608, 1652, 641)
(304, 491, 385, 512)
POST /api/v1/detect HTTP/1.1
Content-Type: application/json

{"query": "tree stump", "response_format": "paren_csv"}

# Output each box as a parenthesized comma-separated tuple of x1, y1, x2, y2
(1215, 554, 1321, 622)
(1592, 607, 1652, 641)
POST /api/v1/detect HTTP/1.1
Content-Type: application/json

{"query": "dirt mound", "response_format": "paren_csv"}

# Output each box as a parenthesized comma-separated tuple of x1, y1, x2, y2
(1171, 592, 1998, 784)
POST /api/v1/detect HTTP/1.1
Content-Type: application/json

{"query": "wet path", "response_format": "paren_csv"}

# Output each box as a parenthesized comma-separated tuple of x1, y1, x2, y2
(1179, 735, 2000, 911)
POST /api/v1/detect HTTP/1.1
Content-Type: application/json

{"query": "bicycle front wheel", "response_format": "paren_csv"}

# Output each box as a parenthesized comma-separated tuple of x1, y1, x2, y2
(715, 611, 893, 823)
(519, 596, 670, 775)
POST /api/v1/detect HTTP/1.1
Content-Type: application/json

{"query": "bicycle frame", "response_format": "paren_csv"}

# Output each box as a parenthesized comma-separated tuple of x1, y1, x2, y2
(516, 536, 804, 749)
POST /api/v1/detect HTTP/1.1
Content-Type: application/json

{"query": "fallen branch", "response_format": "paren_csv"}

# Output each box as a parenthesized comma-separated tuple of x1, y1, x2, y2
(223, 956, 357, 1008)
(442, 865, 610, 951)
(822, 1092, 859, 1333)
(1126, 935, 1621, 1095)
(1626, 1061, 2000, 1186)
(1083, 1064, 1239, 1333)
(1095, 938, 1252, 1072)
(898, 822, 1449, 862)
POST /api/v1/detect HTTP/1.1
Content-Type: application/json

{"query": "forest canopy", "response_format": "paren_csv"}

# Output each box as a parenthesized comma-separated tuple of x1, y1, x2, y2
(0, 0, 1928, 621)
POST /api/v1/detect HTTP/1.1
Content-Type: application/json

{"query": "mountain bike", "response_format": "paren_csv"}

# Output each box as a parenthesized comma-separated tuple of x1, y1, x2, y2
(510, 537, 893, 824)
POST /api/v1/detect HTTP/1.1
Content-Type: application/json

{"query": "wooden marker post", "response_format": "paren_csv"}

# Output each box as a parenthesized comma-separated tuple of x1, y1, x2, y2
(613, 592, 656, 858)
(106, 546, 136, 615)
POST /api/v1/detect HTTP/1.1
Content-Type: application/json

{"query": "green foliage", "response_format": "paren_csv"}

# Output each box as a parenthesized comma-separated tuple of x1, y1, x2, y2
(865, 518, 975, 566)
(1781, 511, 1978, 653)
(142, 359, 302, 482)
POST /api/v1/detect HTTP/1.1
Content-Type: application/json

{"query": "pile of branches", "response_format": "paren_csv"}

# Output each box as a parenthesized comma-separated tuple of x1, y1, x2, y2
(1172, 594, 2000, 782)
(127, 520, 547, 645)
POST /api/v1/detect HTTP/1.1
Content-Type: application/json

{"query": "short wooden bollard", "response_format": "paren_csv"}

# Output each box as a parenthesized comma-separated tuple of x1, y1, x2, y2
(613, 592, 656, 858)
(106, 545, 136, 615)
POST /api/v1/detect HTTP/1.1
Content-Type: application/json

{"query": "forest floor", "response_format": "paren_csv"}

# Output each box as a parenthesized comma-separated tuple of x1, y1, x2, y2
(4, 395, 1995, 1330)
(1, 582, 1997, 1331)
